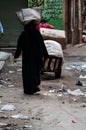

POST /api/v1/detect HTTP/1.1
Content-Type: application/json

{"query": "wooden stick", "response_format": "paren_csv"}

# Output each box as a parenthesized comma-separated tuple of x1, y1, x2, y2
(78, 0, 83, 44)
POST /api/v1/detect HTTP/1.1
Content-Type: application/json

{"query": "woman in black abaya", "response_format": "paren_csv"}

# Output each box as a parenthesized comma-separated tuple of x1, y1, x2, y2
(14, 20, 48, 94)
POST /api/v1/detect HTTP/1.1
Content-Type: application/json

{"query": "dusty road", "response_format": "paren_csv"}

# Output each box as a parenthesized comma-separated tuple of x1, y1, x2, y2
(0, 44, 86, 130)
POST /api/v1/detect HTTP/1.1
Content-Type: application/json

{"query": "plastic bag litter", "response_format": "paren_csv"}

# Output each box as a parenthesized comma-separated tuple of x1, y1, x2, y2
(0, 123, 7, 127)
(11, 114, 30, 120)
(0, 104, 16, 111)
(79, 75, 86, 79)
(22, 125, 32, 128)
(67, 89, 84, 96)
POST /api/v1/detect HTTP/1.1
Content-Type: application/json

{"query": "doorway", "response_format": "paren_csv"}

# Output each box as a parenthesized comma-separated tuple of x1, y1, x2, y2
(0, 0, 28, 47)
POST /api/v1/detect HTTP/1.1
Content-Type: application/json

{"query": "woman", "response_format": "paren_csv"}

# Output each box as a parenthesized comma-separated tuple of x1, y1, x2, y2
(14, 20, 48, 95)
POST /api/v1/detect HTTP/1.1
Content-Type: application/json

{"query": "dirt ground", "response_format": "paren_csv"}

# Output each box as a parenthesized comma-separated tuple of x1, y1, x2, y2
(0, 43, 86, 130)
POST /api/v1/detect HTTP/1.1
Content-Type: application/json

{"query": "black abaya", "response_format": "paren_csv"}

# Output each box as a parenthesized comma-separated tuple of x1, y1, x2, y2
(14, 21, 48, 94)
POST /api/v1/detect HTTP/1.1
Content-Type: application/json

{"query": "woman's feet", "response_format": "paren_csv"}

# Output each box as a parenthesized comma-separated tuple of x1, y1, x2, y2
(24, 86, 40, 95)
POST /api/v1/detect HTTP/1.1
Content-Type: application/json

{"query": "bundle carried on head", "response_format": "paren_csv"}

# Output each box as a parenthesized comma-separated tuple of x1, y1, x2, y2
(16, 8, 41, 25)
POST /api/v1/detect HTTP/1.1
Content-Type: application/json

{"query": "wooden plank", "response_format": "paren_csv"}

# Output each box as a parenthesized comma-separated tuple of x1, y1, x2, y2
(78, 0, 83, 44)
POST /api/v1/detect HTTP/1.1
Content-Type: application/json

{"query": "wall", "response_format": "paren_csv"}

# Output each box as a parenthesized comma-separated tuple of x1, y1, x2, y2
(28, 0, 63, 29)
(0, 0, 27, 47)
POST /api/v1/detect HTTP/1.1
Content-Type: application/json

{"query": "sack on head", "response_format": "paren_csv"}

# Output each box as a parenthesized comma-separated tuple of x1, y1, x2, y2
(16, 8, 41, 25)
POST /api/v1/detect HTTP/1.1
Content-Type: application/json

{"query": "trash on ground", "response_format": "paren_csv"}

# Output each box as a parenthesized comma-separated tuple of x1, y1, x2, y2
(8, 84, 14, 88)
(17, 68, 22, 72)
(43, 92, 53, 96)
(9, 70, 15, 74)
(22, 124, 32, 129)
(73, 98, 77, 102)
(0, 123, 8, 127)
(72, 63, 86, 72)
(0, 85, 3, 87)
(0, 61, 5, 70)
(79, 75, 86, 79)
(76, 80, 86, 86)
(11, 114, 30, 120)
(49, 88, 67, 93)
(80, 104, 86, 107)
(67, 89, 85, 96)
(0, 80, 7, 84)
(65, 66, 72, 70)
(0, 115, 8, 119)
(57, 93, 63, 97)
(0, 104, 16, 111)
(49, 89, 55, 93)
(72, 120, 76, 123)
(0, 52, 11, 60)
(72, 63, 81, 67)
(65, 63, 86, 72)
(5, 78, 12, 81)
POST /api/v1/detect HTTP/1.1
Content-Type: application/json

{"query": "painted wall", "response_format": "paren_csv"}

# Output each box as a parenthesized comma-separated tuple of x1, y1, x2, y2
(28, 0, 63, 29)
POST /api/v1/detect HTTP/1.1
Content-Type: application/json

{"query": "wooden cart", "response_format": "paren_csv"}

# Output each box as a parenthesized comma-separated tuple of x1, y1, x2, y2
(42, 40, 64, 79)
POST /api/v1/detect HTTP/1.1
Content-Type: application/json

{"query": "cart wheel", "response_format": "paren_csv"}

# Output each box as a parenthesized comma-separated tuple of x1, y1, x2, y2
(55, 66, 61, 79)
